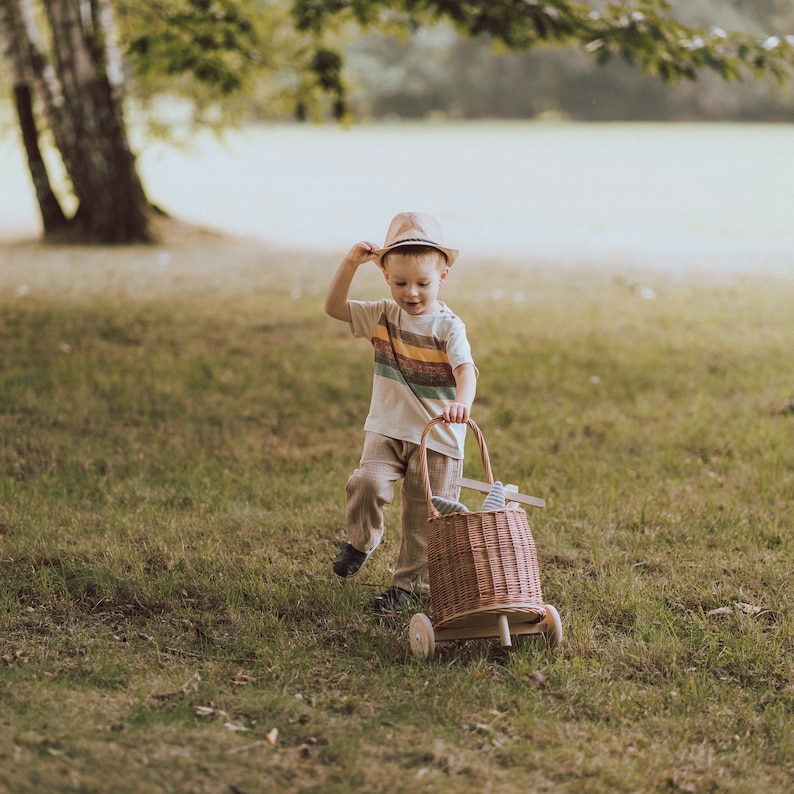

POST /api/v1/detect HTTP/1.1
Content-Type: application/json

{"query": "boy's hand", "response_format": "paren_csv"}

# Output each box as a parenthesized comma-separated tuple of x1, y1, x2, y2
(325, 241, 379, 323)
(343, 241, 379, 268)
(446, 364, 476, 425)
(443, 402, 470, 424)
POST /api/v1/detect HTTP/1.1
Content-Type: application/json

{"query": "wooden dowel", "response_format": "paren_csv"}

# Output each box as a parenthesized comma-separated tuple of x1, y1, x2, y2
(456, 477, 546, 509)
(498, 614, 512, 647)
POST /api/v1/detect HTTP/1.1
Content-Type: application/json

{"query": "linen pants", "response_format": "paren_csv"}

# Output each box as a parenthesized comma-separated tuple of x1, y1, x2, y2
(345, 432, 463, 593)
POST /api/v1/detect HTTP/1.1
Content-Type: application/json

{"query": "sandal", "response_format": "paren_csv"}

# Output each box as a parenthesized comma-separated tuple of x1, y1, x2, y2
(372, 586, 419, 614)
(332, 541, 371, 578)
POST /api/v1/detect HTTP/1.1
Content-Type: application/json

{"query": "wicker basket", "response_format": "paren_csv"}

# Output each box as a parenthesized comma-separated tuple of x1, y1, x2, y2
(421, 417, 546, 630)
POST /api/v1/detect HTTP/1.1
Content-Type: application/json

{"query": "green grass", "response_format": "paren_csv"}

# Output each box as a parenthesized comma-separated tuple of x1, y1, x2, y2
(1, 237, 793, 793)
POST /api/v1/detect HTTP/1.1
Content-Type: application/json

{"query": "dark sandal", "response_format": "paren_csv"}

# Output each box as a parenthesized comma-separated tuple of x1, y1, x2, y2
(332, 542, 370, 578)
(372, 586, 419, 614)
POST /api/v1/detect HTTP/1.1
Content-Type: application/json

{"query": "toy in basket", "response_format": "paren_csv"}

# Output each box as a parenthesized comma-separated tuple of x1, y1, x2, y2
(409, 416, 562, 660)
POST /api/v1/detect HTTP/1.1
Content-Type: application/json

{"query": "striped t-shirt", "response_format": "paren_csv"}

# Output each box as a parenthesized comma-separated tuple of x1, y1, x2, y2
(349, 299, 477, 459)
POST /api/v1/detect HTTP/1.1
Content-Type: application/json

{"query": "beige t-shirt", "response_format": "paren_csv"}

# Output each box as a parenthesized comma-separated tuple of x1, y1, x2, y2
(349, 299, 477, 459)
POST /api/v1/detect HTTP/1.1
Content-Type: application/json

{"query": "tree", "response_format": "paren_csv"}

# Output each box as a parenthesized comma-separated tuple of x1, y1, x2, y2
(0, 0, 263, 243)
(1, 0, 68, 235)
(1, 0, 150, 242)
(2, 0, 793, 244)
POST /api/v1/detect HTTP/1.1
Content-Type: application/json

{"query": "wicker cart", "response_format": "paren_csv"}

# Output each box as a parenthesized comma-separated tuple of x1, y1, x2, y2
(409, 417, 562, 660)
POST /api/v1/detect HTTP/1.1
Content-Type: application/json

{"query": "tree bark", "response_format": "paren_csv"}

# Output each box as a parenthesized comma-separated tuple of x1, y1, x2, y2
(45, 0, 151, 242)
(0, 0, 68, 234)
(1, 0, 152, 243)
(14, 84, 69, 233)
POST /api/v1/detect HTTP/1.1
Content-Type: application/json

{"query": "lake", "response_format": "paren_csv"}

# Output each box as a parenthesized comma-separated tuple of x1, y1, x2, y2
(2, 121, 793, 274)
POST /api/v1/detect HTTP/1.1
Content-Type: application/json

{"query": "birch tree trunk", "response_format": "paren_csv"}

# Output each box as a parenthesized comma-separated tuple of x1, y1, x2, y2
(0, 0, 67, 233)
(1, 0, 151, 243)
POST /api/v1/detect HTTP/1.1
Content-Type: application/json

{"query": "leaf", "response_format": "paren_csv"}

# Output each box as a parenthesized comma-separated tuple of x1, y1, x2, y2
(706, 603, 774, 620)
(734, 602, 776, 620)
(706, 606, 733, 617)
(224, 721, 251, 732)
(195, 703, 228, 718)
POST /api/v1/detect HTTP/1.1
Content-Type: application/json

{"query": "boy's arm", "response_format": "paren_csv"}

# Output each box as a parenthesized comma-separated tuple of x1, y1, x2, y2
(324, 242, 378, 323)
(444, 363, 477, 424)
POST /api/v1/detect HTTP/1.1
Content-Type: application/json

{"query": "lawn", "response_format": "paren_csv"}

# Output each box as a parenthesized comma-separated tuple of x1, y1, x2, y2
(1, 226, 792, 793)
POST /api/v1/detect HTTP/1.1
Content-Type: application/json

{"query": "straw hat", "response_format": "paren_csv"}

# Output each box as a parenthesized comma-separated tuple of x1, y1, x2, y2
(371, 212, 459, 266)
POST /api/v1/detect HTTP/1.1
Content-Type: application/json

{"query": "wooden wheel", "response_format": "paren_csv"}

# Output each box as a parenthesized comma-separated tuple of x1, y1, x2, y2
(409, 613, 436, 660)
(541, 604, 563, 648)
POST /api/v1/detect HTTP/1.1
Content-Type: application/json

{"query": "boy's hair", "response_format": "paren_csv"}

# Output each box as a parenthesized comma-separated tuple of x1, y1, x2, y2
(381, 244, 448, 271)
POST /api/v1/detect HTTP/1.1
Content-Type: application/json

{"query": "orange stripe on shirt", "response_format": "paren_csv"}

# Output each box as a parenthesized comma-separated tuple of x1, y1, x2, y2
(372, 322, 449, 364)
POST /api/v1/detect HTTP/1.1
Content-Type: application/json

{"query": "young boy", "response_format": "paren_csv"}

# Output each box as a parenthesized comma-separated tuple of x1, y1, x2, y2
(324, 212, 477, 613)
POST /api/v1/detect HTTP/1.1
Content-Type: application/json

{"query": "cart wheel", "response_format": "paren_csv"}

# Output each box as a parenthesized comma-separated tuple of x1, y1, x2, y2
(409, 613, 436, 660)
(541, 604, 563, 648)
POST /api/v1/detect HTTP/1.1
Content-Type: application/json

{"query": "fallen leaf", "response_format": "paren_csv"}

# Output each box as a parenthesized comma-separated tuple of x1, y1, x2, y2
(734, 602, 762, 616)
(224, 721, 251, 732)
(706, 606, 733, 617)
(707, 603, 774, 620)
(195, 703, 227, 719)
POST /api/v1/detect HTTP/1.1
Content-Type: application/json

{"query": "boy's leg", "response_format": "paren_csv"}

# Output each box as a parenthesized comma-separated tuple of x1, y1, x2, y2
(390, 444, 462, 594)
(343, 433, 405, 557)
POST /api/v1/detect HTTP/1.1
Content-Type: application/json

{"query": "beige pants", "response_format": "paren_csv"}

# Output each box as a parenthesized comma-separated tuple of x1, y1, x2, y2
(345, 432, 463, 593)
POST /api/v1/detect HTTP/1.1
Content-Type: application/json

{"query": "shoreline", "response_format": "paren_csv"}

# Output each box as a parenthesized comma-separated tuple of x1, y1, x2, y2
(1, 221, 791, 309)
(3, 123, 792, 279)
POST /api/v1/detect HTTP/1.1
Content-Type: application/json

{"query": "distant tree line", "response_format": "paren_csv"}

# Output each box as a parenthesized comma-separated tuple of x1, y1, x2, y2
(339, 0, 794, 121)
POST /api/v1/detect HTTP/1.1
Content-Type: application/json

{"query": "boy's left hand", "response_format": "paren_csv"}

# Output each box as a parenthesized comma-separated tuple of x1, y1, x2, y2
(443, 402, 470, 424)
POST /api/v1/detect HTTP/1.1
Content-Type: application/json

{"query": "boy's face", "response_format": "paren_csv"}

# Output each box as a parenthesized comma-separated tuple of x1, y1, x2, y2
(382, 254, 449, 316)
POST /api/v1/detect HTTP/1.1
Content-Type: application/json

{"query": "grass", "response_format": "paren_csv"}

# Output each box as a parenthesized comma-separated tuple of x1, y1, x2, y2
(1, 229, 793, 793)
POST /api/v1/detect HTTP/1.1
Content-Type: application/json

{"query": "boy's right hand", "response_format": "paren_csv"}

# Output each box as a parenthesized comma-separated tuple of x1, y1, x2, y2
(325, 240, 380, 323)
(343, 241, 379, 268)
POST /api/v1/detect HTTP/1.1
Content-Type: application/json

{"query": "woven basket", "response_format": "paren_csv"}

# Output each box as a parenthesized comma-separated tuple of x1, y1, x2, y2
(421, 417, 545, 630)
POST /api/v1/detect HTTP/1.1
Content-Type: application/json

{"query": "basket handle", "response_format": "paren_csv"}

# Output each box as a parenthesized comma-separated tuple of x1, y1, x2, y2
(420, 416, 494, 518)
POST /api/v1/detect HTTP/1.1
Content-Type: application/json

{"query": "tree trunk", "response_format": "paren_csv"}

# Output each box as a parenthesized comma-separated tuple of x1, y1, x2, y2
(45, 0, 151, 242)
(0, 0, 68, 234)
(2, 0, 152, 243)
(14, 84, 69, 233)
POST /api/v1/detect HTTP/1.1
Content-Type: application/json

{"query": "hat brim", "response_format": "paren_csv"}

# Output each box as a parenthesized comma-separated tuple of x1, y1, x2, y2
(371, 240, 459, 267)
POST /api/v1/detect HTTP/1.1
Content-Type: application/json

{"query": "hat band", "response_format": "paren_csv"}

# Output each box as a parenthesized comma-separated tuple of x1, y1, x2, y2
(389, 237, 444, 247)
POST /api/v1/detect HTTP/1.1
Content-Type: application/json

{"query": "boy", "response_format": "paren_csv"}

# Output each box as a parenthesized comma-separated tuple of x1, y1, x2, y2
(324, 212, 477, 613)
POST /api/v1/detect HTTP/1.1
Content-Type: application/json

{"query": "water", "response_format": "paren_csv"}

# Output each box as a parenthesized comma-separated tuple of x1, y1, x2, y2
(2, 121, 793, 273)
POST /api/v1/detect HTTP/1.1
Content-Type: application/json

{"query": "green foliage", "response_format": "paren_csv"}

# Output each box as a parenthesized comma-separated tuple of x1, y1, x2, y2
(583, 0, 788, 84)
(292, 0, 794, 84)
(111, 0, 794, 125)
(120, 0, 262, 93)
(306, 47, 348, 118)
(115, 0, 357, 125)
